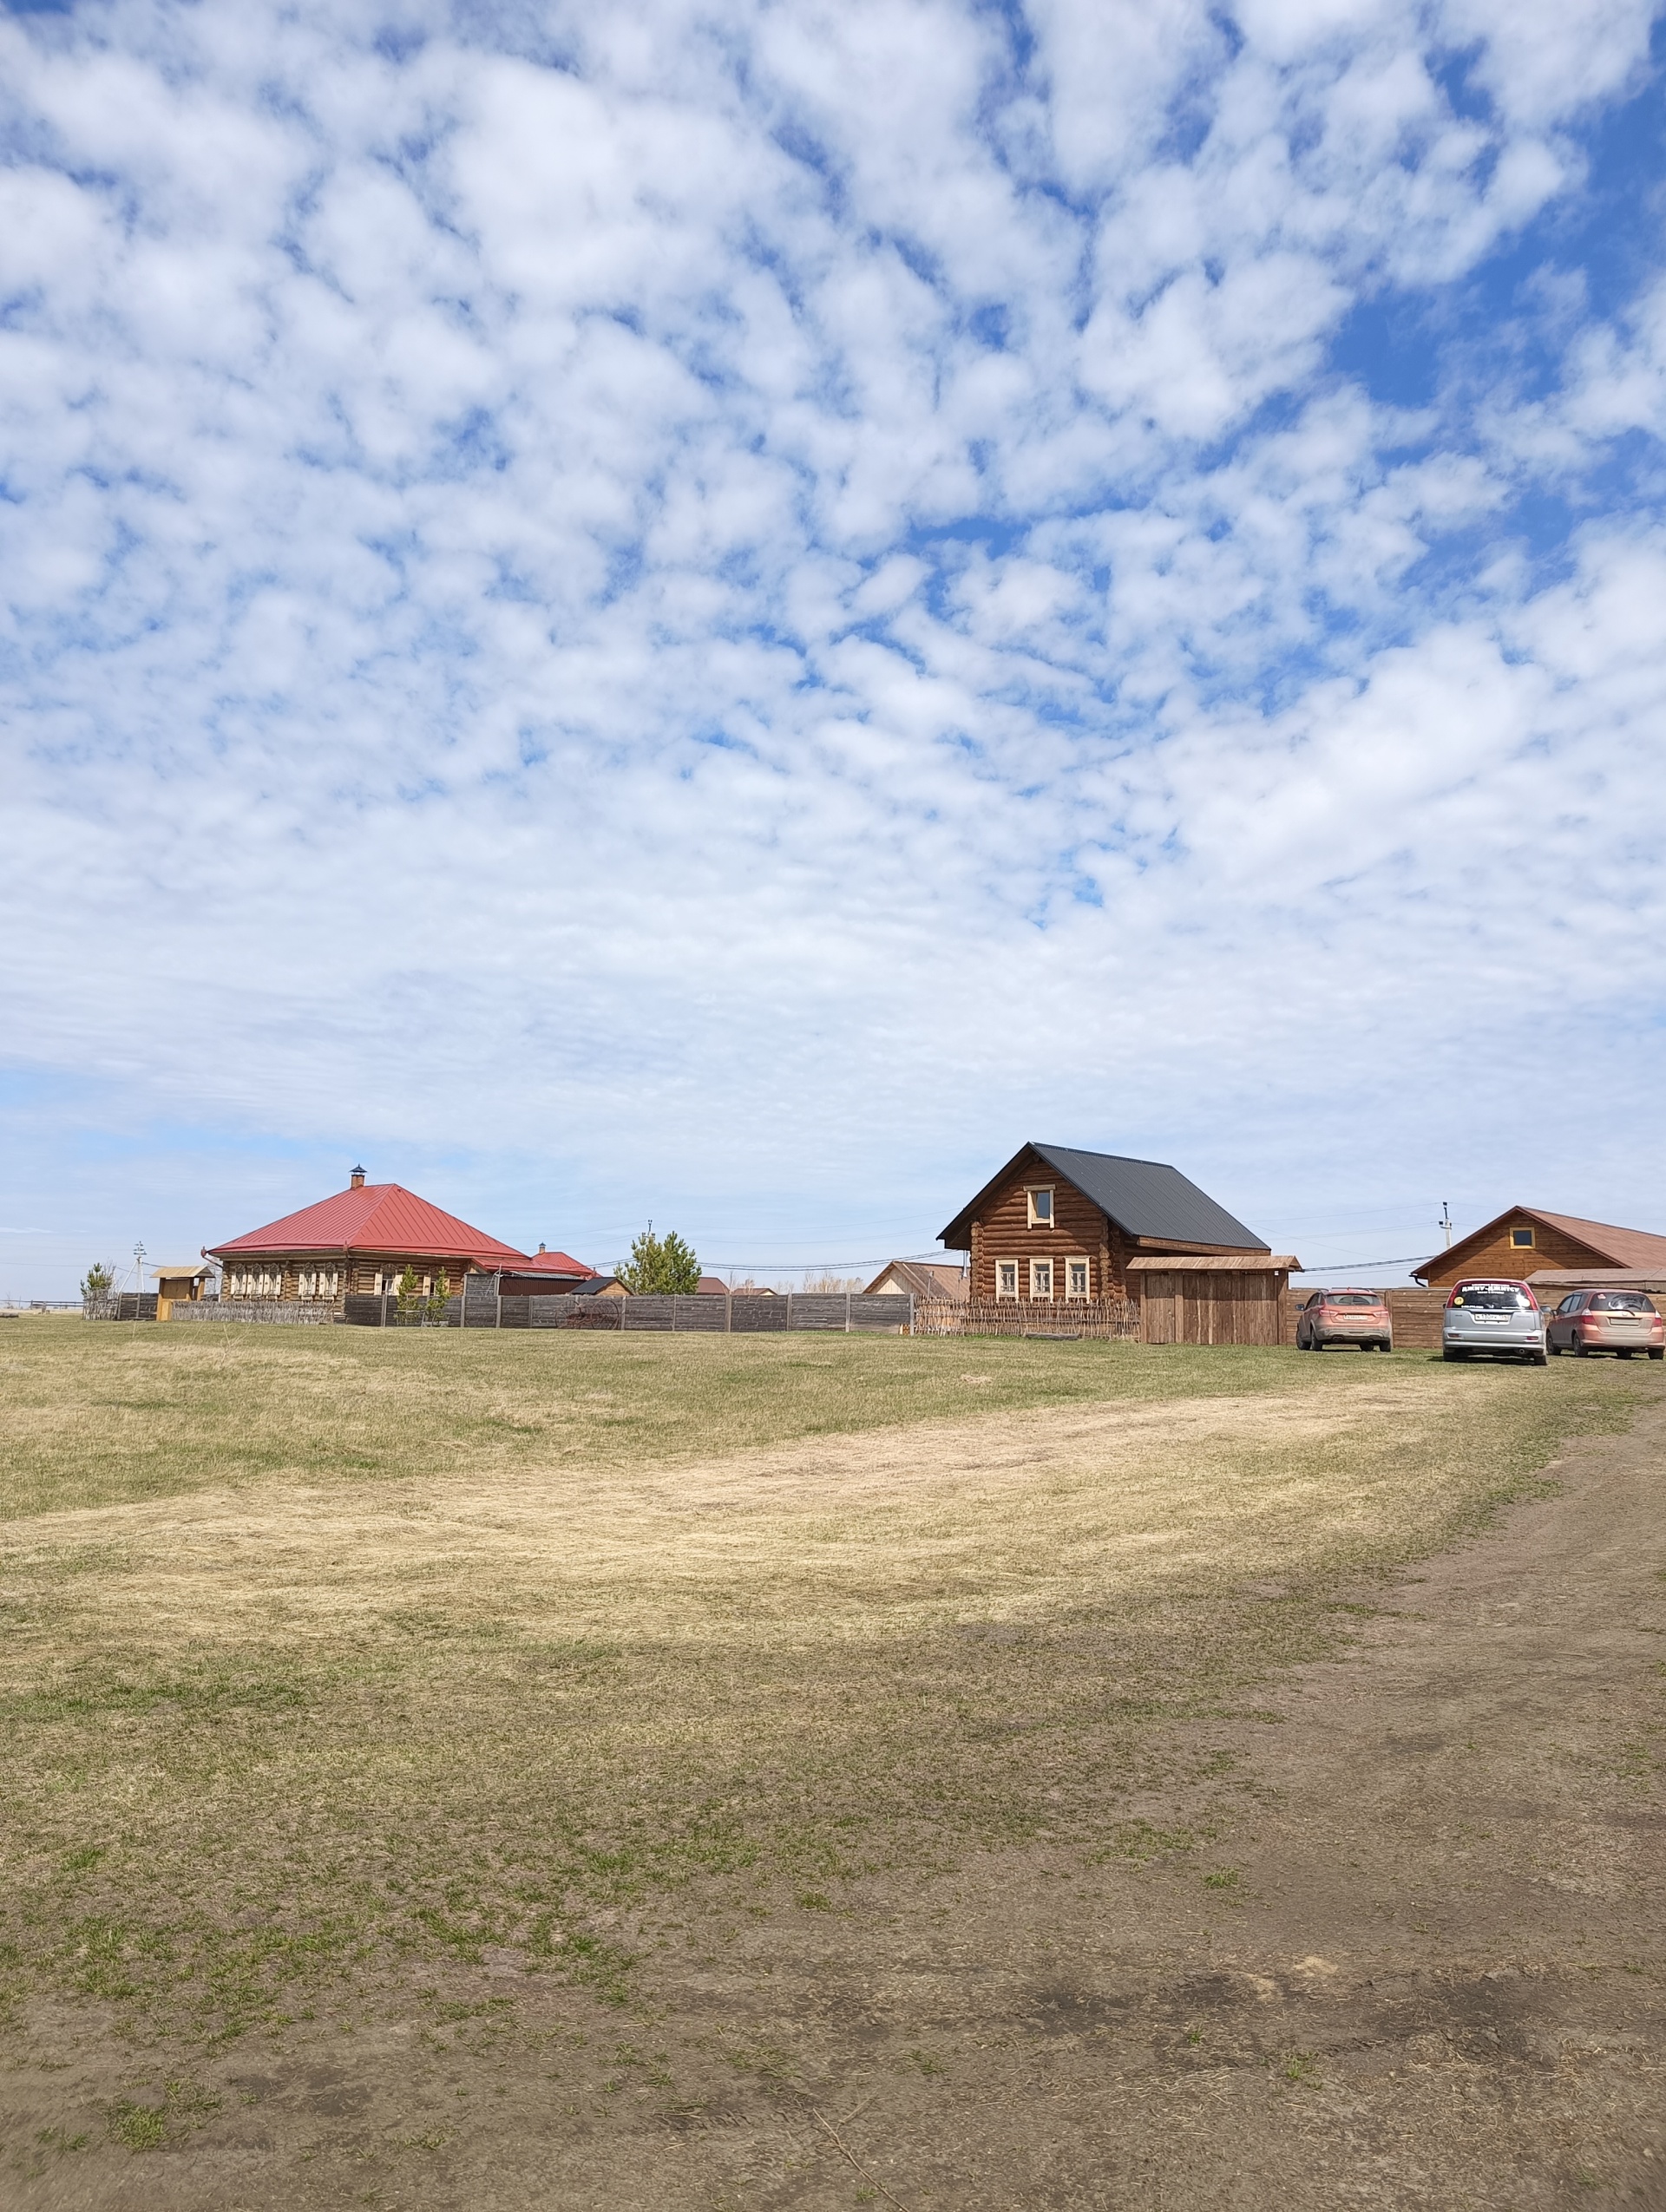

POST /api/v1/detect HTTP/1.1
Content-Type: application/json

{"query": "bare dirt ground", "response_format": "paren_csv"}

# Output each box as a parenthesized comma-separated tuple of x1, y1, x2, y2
(5, 1394, 1663, 2209)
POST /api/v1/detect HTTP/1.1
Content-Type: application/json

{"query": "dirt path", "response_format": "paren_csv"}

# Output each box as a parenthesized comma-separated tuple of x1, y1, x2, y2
(8, 1405, 1665, 2208)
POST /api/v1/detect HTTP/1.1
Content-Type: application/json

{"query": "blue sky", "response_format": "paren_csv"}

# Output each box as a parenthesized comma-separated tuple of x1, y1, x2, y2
(3, 0, 1665, 1295)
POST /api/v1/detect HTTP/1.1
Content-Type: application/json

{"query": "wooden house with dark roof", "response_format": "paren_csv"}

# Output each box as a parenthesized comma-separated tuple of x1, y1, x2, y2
(940, 1142, 1299, 1345)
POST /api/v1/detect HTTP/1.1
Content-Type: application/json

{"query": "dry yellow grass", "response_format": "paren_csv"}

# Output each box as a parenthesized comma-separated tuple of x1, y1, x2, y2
(1, 1318, 1660, 2054)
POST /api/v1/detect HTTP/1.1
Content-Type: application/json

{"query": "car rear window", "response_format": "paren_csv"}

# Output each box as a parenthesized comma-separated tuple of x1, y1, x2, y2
(1326, 1293, 1381, 1307)
(1590, 1292, 1656, 1312)
(1451, 1284, 1533, 1310)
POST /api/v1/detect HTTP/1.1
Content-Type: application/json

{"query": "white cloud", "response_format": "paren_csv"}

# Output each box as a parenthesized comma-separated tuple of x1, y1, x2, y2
(1, 0, 1664, 1289)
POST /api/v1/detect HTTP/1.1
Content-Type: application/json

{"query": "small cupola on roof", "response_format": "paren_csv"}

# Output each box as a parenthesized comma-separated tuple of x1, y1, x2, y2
(350, 1165, 366, 1189)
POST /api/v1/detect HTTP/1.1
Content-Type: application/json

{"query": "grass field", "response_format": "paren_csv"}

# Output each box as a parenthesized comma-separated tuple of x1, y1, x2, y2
(1, 1318, 1662, 2188)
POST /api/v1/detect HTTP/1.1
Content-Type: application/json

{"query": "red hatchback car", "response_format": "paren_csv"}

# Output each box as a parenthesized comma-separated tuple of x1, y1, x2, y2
(1295, 1287, 1393, 1352)
(1545, 1289, 1665, 1359)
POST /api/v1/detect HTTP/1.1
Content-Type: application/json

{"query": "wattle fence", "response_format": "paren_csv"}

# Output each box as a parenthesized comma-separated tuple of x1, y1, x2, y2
(913, 1298, 1138, 1340)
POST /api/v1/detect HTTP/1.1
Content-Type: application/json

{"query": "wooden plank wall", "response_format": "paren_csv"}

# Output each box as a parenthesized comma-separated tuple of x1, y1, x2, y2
(1138, 1273, 1287, 1346)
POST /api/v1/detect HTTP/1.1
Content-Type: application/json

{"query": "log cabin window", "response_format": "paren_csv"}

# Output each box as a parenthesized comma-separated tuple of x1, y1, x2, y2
(1066, 1258, 1090, 1299)
(1030, 1259, 1053, 1299)
(1510, 1227, 1535, 1248)
(1026, 1187, 1053, 1228)
(996, 1260, 1019, 1299)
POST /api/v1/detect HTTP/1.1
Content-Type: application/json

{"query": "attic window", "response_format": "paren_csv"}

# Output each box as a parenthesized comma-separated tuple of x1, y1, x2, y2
(1026, 1187, 1053, 1228)
(1511, 1227, 1535, 1249)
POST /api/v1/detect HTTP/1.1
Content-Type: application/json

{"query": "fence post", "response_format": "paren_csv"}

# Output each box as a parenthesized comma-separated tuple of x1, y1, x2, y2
(845, 1290, 851, 1334)
(725, 1290, 732, 1334)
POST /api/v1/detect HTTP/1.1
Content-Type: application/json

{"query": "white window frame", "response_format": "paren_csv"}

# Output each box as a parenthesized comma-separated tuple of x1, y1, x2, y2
(995, 1260, 1020, 1301)
(1066, 1257, 1091, 1300)
(1026, 1186, 1054, 1229)
(1030, 1257, 1053, 1300)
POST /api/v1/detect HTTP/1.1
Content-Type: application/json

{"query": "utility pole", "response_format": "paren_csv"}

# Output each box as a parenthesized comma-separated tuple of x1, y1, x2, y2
(131, 1241, 146, 1332)
(1439, 1203, 1453, 1250)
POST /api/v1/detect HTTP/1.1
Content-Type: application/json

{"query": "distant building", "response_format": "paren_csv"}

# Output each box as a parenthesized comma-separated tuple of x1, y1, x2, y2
(497, 1243, 600, 1296)
(1413, 1207, 1666, 1289)
(863, 1259, 968, 1302)
(938, 1141, 1296, 1345)
(207, 1168, 528, 1313)
(152, 1264, 213, 1321)
(941, 1142, 1272, 1306)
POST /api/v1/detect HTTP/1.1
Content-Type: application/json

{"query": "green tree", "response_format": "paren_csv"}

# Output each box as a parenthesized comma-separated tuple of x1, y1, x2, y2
(81, 1263, 115, 1306)
(427, 1269, 451, 1325)
(616, 1224, 701, 1294)
(394, 1264, 423, 1322)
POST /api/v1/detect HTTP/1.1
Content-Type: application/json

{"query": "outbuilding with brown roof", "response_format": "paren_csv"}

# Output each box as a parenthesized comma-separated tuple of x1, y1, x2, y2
(1413, 1207, 1666, 1288)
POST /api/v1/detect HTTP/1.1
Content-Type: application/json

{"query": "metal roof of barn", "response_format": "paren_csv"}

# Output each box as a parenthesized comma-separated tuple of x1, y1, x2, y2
(208, 1182, 528, 1268)
(940, 1142, 1268, 1253)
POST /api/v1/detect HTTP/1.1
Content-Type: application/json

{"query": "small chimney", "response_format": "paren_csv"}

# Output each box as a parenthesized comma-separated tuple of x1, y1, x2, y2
(538, 1241, 546, 1253)
(350, 1165, 366, 1190)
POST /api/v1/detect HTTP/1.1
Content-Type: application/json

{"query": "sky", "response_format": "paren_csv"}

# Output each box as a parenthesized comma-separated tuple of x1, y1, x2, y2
(3, 0, 1665, 1297)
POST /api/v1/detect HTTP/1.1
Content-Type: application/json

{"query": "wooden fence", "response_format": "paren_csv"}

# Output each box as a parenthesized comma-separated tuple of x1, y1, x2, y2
(344, 1287, 915, 1334)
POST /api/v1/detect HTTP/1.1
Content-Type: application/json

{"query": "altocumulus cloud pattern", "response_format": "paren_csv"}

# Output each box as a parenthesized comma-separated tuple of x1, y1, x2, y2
(2, 0, 1664, 1281)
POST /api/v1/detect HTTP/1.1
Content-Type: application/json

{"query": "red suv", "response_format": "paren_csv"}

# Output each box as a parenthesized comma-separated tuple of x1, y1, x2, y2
(1545, 1290, 1665, 1359)
(1295, 1288, 1392, 1352)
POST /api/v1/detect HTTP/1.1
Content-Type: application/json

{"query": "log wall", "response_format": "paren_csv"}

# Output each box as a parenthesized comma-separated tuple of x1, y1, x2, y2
(965, 1149, 1125, 1304)
(1419, 1220, 1610, 1287)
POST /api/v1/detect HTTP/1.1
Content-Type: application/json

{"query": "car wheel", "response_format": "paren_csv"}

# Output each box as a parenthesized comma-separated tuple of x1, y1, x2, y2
(1573, 1340, 1590, 1358)
(1650, 1348, 1663, 1361)
(1617, 1348, 1635, 1359)
(1532, 1349, 1549, 1366)
(1442, 1347, 1466, 1362)
(1548, 1339, 1562, 1356)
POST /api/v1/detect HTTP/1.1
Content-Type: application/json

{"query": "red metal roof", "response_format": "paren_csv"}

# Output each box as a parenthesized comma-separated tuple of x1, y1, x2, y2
(209, 1183, 528, 1268)
(516, 1249, 597, 1276)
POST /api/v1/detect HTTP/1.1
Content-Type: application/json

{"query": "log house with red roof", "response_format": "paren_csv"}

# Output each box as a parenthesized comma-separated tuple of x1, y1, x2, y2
(207, 1168, 549, 1313)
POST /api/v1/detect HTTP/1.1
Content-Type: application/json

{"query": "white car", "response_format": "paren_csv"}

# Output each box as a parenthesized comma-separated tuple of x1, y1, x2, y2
(1442, 1278, 1546, 1365)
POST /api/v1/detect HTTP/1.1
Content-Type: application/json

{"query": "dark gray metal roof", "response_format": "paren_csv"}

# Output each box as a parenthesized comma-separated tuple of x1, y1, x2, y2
(940, 1142, 1268, 1252)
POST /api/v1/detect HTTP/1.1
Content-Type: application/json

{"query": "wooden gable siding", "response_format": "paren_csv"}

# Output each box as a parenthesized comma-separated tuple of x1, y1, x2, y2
(967, 1152, 1117, 1302)
(1420, 1216, 1611, 1287)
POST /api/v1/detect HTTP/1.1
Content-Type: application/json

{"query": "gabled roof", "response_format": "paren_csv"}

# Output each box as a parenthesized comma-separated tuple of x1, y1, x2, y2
(1413, 1207, 1666, 1283)
(864, 1259, 969, 1301)
(517, 1248, 597, 1276)
(209, 1183, 528, 1269)
(940, 1142, 1267, 1253)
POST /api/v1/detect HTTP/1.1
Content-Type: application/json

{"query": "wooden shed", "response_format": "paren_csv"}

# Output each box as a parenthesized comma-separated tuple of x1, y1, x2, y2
(152, 1264, 213, 1322)
(1126, 1255, 1302, 1345)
